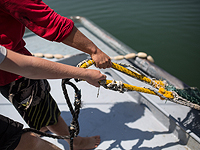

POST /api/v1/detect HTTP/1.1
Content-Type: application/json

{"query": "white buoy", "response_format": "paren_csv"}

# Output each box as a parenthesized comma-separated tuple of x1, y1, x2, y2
(147, 55, 154, 63)
(54, 54, 64, 59)
(110, 56, 115, 60)
(44, 53, 54, 59)
(137, 52, 147, 58)
(114, 55, 124, 60)
(34, 53, 44, 58)
(124, 53, 136, 59)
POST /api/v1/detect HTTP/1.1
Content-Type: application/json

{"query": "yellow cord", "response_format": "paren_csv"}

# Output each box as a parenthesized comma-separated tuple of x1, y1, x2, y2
(111, 62, 152, 85)
(105, 80, 174, 99)
(79, 59, 174, 99)
(158, 87, 174, 99)
(106, 80, 155, 95)
(79, 60, 95, 68)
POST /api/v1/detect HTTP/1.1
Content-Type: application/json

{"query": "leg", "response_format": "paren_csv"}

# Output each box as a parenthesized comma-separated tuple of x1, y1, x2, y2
(47, 115, 101, 150)
(0, 114, 60, 150)
(15, 132, 61, 150)
(1, 78, 100, 149)
(40, 126, 49, 132)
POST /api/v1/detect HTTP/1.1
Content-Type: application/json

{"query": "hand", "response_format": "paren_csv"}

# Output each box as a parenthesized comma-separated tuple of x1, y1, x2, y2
(84, 69, 106, 87)
(91, 48, 112, 69)
(62, 26, 112, 69)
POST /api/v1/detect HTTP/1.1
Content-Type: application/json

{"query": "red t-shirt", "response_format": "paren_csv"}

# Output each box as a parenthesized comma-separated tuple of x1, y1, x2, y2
(0, 0, 74, 86)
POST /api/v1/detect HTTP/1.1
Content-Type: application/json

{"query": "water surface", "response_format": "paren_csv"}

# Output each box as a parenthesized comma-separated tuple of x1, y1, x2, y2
(43, 0, 200, 88)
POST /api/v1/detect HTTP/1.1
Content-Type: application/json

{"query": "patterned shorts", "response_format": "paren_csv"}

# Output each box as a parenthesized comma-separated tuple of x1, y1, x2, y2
(0, 77, 61, 130)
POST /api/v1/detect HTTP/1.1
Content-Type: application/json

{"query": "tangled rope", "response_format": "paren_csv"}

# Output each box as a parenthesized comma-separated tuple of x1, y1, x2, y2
(61, 78, 82, 150)
(77, 59, 200, 110)
(77, 59, 172, 97)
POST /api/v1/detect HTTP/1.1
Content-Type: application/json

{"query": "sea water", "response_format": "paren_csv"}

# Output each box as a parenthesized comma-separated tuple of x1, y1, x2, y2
(40, 0, 200, 89)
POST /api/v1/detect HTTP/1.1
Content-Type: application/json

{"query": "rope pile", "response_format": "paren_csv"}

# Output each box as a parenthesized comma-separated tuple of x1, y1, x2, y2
(77, 59, 200, 110)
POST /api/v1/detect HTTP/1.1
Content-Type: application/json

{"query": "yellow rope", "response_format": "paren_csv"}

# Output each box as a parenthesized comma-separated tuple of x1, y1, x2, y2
(79, 60, 95, 68)
(79, 59, 174, 99)
(158, 87, 174, 99)
(80, 60, 165, 87)
(105, 80, 174, 99)
(105, 80, 155, 95)
(111, 62, 152, 85)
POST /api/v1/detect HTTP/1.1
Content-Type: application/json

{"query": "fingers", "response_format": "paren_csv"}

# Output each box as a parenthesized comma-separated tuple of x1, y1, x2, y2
(95, 74, 106, 87)
(94, 82, 100, 87)
(85, 69, 106, 87)
(91, 49, 112, 69)
(96, 58, 112, 69)
(100, 74, 107, 80)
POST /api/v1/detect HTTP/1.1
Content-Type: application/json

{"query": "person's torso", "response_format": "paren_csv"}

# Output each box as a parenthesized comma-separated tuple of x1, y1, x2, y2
(0, 9, 31, 86)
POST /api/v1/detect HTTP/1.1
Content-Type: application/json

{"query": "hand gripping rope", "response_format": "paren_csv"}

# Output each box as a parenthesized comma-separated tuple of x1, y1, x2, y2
(77, 59, 200, 110)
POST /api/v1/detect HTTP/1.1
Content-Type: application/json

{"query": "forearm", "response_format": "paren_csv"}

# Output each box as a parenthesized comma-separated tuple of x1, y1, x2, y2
(22, 57, 90, 79)
(23, 59, 106, 87)
(62, 26, 112, 69)
(0, 49, 90, 80)
(62, 26, 97, 55)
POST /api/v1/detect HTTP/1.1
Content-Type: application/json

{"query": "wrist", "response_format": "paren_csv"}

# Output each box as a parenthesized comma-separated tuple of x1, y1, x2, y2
(88, 45, 98, 56)
(78, 68, 89, 80)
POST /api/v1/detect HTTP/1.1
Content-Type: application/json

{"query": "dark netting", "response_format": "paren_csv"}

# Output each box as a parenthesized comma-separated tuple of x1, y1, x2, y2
(166, 85, 200, 105)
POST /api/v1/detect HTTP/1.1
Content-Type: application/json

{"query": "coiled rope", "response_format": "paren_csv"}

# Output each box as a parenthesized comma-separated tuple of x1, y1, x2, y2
(77, 59, 200, 110)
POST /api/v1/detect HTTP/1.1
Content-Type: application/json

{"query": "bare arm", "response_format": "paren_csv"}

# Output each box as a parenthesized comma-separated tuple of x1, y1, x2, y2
(62, 26, 112, 69)
(0, 49, 106, 87)
(0, 0, 111, 68)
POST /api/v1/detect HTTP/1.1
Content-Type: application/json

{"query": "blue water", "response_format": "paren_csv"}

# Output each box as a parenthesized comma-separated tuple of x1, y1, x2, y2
(43, 0, 200, 89)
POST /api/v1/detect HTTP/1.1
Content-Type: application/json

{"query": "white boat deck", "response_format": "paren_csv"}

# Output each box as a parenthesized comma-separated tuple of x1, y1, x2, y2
(0, 70, 190, 150)
(0, 16, 199, 150)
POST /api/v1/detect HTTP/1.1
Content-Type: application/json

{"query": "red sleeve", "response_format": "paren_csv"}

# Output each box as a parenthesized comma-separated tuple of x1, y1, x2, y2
(0, 0, 74, 42)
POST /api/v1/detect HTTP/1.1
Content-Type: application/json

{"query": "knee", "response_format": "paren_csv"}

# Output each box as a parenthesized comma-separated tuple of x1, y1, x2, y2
(15, 132, 40, 150)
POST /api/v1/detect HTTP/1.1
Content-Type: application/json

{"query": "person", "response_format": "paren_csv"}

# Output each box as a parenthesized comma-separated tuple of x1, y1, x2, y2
(0, 0, 112, 149)
(0, 45, 106, 150)
(0, 114, 62, 150)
